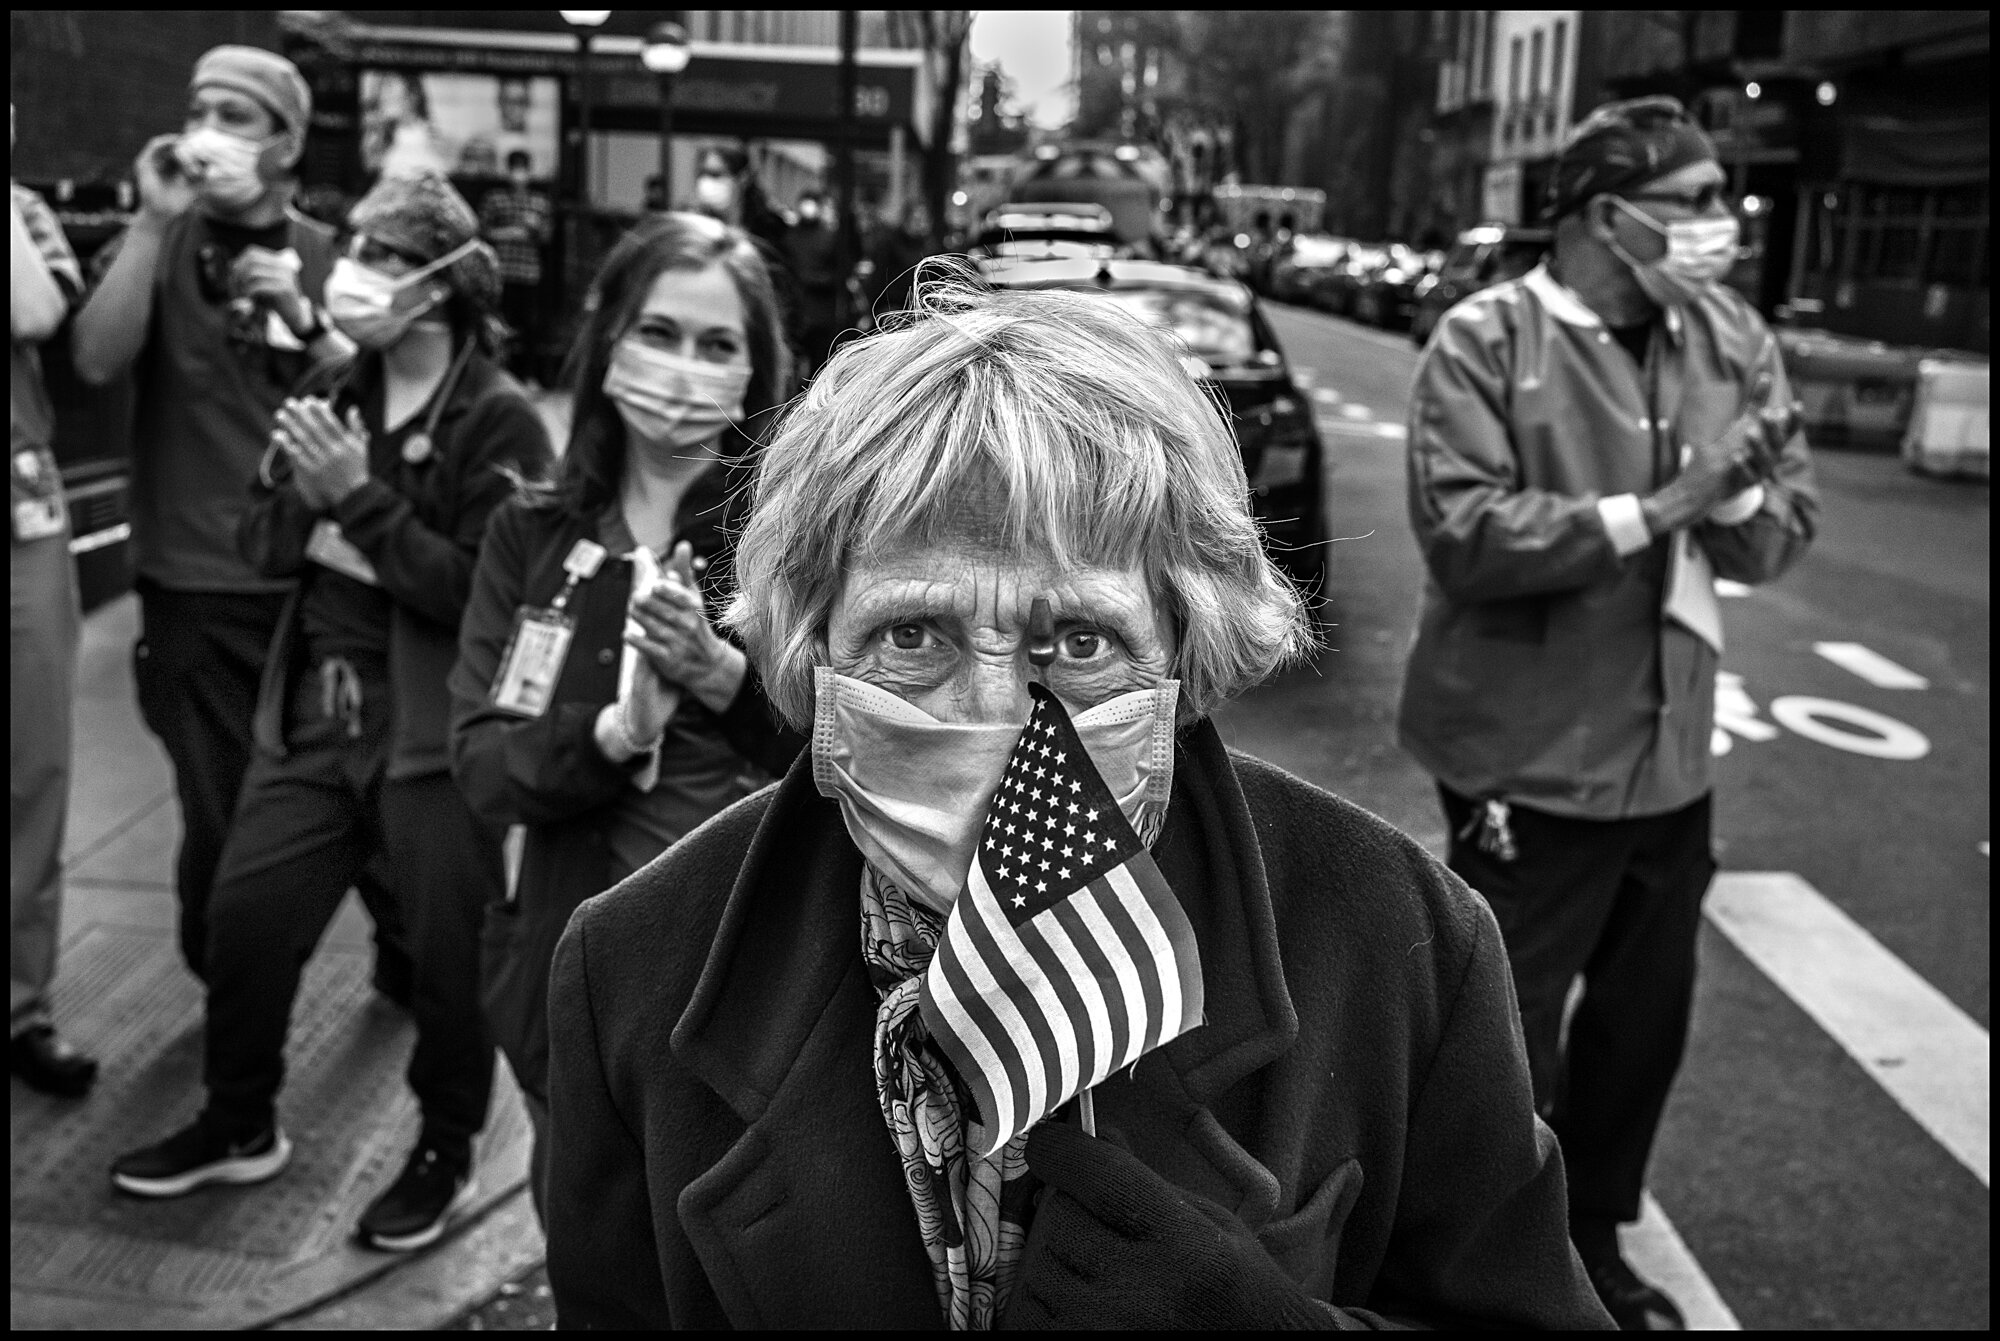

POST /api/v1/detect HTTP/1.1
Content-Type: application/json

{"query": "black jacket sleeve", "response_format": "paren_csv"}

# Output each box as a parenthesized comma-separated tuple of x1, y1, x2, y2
(335, 389, 553, 629)
(546, 909, 670, 1328)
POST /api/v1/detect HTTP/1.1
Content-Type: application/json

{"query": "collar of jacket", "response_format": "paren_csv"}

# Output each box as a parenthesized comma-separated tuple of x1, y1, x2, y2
(1525, 261, 1684, 346)
(666, 715, 1301, 1323)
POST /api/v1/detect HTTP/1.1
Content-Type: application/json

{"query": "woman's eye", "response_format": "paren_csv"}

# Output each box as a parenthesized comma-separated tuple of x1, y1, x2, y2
(887, 624, 930, 651)
(1061, 630, 1106, 659)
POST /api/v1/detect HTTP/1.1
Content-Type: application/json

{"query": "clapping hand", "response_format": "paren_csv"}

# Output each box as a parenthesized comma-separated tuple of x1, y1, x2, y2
(626, 541, 744, 712)
(274, 397, 370, 510)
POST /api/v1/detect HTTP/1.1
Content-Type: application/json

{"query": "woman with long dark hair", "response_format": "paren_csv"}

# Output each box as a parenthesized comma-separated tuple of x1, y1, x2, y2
(111, 171, 554, 1253)
(448, 211, 804, 1210)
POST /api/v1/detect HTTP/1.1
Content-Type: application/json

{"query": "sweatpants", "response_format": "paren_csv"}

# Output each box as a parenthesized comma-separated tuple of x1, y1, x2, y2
(10, 531, 79, 1035)
(1439, 785, 1716, 1251)
(201, 660, 504, 1166)
(131, 580, 407, 986)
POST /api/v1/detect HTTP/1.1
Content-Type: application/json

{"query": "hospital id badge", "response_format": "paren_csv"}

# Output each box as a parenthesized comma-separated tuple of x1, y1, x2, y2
(488, 606, 575, 718)
(11, 447, 67, 543)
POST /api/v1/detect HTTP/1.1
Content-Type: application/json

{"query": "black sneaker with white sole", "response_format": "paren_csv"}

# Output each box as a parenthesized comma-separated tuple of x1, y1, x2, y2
(111, 1116, 292, 1198)
(357, 1144, 478, 1252)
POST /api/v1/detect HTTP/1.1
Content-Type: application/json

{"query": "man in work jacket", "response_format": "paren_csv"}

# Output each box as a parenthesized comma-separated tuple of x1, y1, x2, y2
(1397, 96, 1817, 1330)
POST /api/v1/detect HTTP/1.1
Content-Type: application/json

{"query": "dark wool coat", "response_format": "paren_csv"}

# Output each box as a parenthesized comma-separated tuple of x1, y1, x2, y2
(544, 721, 1615, 1330)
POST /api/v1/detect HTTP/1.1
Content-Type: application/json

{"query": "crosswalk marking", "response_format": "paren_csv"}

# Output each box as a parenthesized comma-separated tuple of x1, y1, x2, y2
(1812, 641, 1930, 690)
(1706, 872, 1989, 1187)
(1715, 578, 1752, 598)
(1625, 1193, 1743, 1330)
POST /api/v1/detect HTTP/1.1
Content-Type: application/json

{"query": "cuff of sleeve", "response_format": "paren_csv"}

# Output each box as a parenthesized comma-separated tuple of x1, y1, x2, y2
(1597, 493, 1652, 557)
(1706, 483, 1766, 527)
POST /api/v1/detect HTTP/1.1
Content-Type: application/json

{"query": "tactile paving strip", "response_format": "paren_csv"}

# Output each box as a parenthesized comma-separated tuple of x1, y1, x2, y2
(11, 919, 528, 1328)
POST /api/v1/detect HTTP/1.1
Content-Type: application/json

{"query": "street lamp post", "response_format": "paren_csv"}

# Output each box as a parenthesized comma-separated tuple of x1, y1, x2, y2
(642, 17, 691, 210)
(560, 11, 611, 210)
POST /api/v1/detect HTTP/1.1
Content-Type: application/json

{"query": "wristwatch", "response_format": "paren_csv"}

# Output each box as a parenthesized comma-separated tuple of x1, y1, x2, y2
(295, 302, 329, 344)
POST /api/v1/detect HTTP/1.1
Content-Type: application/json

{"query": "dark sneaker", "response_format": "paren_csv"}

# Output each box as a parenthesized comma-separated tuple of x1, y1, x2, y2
(1585, 1253, 1687, 1331)
(11, 1024, 99, 1097)
(111, 1116, 291, 1198)
(357, 1144, 478, 1252)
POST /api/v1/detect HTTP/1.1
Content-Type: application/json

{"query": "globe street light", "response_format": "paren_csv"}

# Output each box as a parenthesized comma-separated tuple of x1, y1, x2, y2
(642, 18, 691, 208)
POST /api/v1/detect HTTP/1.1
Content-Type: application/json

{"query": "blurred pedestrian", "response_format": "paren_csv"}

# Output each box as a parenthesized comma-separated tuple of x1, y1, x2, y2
(10, 110, 98, 1098)
(449, 211, 801, 1218)
(478, 149, 553, 383)
(67, 46, 417, 996)
(778, 190, 842, 378)
(687, 145, 787, 256)
(861, 203, 933, 325)
(541, 282, 1609, 1329)
(1398, 95, 1818, 1329)
(110, 173, 553, 1256)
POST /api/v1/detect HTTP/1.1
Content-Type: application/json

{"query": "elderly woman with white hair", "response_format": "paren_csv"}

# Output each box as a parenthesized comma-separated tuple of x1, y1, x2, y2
(543, 284, 1613, 1330)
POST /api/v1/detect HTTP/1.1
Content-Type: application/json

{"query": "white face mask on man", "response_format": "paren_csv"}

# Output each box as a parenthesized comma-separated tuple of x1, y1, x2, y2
(1605, 196, 1741, 308)
(177, 126, 284, 210)
(811, 668, 1180, 914)
(602, 336, 752, 452)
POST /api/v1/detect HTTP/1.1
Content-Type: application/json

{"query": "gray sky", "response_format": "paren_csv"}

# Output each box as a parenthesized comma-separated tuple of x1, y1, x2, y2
(968, 10, 1076, 129)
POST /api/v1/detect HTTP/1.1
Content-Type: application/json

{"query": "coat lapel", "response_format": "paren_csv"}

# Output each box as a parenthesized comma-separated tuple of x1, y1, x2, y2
(671, 761, 941, 1328)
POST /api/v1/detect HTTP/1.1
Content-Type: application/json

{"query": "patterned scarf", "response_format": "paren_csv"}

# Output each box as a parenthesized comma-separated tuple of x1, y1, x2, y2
(861, 863, 1035, 1329)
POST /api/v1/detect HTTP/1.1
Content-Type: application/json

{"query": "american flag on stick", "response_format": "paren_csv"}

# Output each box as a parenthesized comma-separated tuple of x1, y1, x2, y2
(920, 683, 1204, 1157)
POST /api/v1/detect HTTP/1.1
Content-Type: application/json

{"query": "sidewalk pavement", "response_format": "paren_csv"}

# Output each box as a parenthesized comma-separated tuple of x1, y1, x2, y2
(8, 394, 580, 1329)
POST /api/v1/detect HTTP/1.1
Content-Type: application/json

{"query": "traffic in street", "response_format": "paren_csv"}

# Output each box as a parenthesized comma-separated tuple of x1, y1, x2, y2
(1217, 299, 1991, 1330)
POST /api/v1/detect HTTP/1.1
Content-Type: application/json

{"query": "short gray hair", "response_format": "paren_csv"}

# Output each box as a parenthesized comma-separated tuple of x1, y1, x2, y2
(724, 280, 1314, 727)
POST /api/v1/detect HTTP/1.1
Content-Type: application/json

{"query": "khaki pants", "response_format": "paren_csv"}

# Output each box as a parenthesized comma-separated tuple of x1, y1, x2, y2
(10, 531, 78, 1035)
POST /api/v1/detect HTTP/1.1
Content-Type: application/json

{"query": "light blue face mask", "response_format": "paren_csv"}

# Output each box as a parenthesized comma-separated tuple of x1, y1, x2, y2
(811, 668, 1179, 914)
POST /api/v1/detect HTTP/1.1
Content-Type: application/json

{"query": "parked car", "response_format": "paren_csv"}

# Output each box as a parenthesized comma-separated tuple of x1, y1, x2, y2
(1352, 244, 1443, 331)
(977, 255, 1329, 591)
(967, 201, 1125, 263)
(1311, 243, 1387, 317)
(1267, 234, 1351, 306)
(1409, 224, 1552, 345)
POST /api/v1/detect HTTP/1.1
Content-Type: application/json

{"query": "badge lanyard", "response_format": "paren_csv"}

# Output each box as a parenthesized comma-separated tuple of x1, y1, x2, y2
(488, 538, 608, 718)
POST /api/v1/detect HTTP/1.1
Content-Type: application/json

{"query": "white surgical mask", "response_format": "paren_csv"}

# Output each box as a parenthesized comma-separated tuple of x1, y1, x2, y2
(603, 337, 752, 451)
(1607, 197, 1741, 308)
(178, 126, 283, 210)
(322, 239, 477, 349)
(812, 668, 1179, 914)
(694, 172, 737, 214)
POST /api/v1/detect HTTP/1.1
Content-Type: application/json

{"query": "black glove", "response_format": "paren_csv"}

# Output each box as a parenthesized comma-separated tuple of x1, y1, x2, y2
(1002, 1119, 1336, 1330)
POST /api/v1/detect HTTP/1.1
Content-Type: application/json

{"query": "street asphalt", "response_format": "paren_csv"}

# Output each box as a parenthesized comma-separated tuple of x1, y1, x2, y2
(1231, 300, 1990, 1331)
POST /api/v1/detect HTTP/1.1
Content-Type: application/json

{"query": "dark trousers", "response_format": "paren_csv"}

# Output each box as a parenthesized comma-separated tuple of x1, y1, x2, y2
(202, 663, 503, 1165)
(132, 581, 407, 986)
(1439, 785, 1715, 1246)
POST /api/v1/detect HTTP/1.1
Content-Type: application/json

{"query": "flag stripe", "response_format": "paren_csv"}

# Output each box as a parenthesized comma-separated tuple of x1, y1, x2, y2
(1018, 911, 1106, 1092)
(1123, 854, 1205, 1026)
(1073, 889, 1152, 1071)
(920, 944, 1016, 1144)
(957, 864, 1063, 1127)
(1099, 874, 1170, 1057)
(966, 861, 1080, 1106)
(1051, 897, 1134, 1069)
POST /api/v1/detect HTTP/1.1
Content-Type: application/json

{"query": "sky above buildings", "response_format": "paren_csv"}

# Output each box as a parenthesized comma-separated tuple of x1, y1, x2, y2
(968, 10, 1076, 129)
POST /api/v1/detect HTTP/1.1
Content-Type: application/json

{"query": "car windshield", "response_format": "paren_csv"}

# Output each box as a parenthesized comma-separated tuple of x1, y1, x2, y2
(1096, 287, 1259, 366)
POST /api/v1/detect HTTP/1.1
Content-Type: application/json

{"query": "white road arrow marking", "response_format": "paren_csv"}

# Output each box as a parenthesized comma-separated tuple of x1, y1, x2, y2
(1812, 642, 1930, 690)
(1714, 671, 1779, 745)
